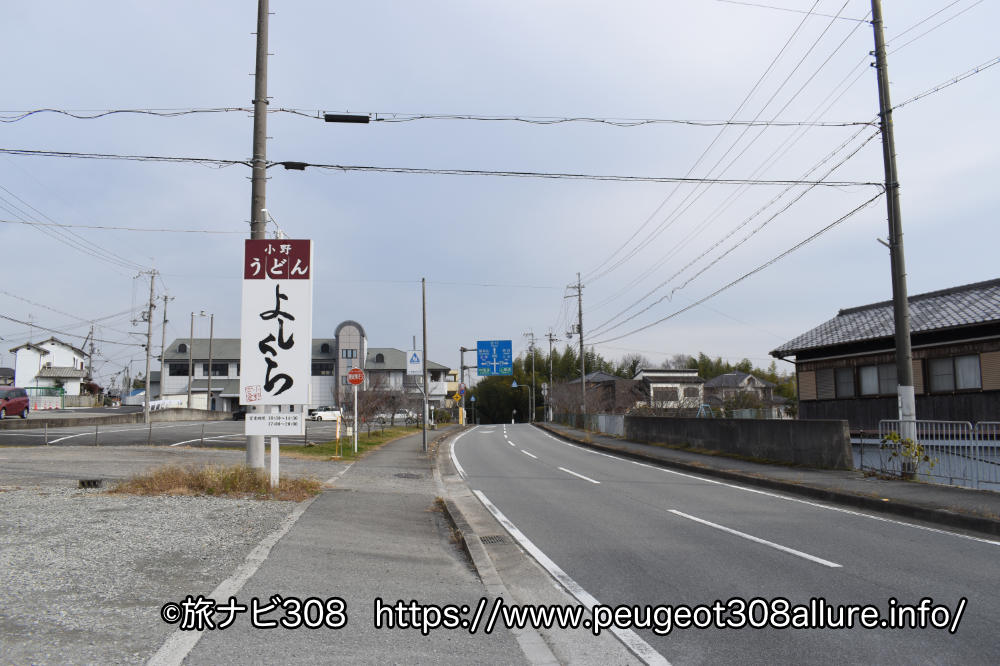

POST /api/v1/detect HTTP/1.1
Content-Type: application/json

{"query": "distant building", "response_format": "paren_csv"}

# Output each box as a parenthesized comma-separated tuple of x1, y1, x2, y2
(560, 371, 646, 414)
(9, 337, 89, 395)
(0, 367, 13, 386)
(771, 278, 1000, 430)
(160, 320, 450, 412)
(633, 368, 705, 411)
(703, 371, 787, 419)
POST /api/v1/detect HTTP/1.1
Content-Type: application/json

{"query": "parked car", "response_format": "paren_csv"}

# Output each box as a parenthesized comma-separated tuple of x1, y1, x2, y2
(375, 409, 417, 425)
(0, 387, 30, 419)
(310, 407, 342, 421)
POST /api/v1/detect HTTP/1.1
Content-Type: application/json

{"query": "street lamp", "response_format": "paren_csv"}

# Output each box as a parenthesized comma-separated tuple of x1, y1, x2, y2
(188, 311, 214, 411)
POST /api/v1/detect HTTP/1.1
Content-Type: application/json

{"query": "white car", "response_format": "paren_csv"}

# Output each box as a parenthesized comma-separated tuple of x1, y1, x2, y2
(309, 407, 342, 421)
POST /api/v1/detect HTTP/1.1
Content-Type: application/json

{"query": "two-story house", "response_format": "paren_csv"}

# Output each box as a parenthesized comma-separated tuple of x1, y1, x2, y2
(159, 320, 450, 411)
(9, 337, 89, 396)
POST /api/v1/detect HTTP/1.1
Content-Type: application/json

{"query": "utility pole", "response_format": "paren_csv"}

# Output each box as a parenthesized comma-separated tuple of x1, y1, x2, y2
(158, 294, 172, 399)
(247, 0, 270, 469)
(142, 271, 156, 425)
(566, 273, 586, 425)
(524, 331, 536, 423)
(871, 0, 916, 439)
(460, 346, 473, 426)
(206, 313, 214, 411)
(546, 331, 559, 422)
(422, 277, 428, 453)
(187, 312, 195, 408)
(86, 324, 95, 383)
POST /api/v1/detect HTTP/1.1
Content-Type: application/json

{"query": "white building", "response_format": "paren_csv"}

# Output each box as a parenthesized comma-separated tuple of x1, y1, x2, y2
(9, 337, 89, 396)
(159, 320, 450, 412)
(633, 367, 705, 410)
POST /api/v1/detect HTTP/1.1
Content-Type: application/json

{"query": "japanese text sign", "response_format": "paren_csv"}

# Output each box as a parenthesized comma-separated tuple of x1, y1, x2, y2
(240, 239, 313, 406)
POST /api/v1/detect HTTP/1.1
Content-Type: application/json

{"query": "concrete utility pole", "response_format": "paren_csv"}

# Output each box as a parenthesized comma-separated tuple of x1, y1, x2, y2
(546, 331, 559, 422)
(460, 346, 473, 425)
(206, 313, 214, 411)
(422, 277, 428, 453)
(158, 294, 172, 399)
(567, 273, 586, 425)
(247, 0, 270, 469)
(87, 324, 95, 383)
(871, 0, 916, 436)
(187, 313, 195, 408)
(524, 331, 536, 423)
(142, 271, 156, 425)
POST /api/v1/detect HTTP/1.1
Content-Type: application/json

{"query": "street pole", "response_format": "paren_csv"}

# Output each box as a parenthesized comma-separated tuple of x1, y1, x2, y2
(546, 331, 559, 422)
(353, 379, 358, 454)
(422, 277, 428, 453)
(570, 273, 586, 426)
(206, 314, 214, 411)
(871, 0, 916, 438)
(247, 0, 270, 469)
(187, 312, 194, 408)
(142, 271, 156, 425)
(158, 295, 171, 399)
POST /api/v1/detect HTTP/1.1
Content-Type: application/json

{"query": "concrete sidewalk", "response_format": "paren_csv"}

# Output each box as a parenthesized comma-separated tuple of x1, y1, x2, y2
(538, 423, 1000, 538)
(168, 428, 528, 665)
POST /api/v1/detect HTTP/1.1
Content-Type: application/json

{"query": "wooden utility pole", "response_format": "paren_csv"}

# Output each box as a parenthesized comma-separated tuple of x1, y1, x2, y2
(142, 271, 156, 425)
(158, 294, 172, 399)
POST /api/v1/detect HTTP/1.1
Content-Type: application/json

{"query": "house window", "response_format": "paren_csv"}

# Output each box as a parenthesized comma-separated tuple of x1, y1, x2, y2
(859, 366, 877, 395)
(312, 362, 334, 376)
(930, 355, 981, 392)
(177, 343, 187, 353)
(835, 368, 854, 398)
(202, 363, 227, 377)
(342, 349, 357, 359)
(653, 387, 678, 402)
(683, 386, 699, 398)
(878, 364, 897, 395)
(320, 343, 331, 354)
(955, 355, 982, 389)
(375, 353, 385, 363)
(168, 363, 189, 377)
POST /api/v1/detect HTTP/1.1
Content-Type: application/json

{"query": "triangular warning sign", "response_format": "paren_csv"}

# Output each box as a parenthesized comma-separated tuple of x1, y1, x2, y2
(410, 353, 420, 363)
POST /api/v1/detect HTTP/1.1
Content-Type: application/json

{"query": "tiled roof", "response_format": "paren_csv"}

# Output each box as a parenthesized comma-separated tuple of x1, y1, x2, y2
(36, 367, 87, 378)
(771, 278, 1000, 358)
(704, 371, 774, 388)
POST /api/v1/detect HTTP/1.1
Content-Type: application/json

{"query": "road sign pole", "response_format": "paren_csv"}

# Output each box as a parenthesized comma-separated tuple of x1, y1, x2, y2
(353, 382, 358, 454)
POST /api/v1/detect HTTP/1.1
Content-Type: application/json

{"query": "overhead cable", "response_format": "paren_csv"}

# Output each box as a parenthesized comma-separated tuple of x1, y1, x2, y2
(590, 193, 885, 345)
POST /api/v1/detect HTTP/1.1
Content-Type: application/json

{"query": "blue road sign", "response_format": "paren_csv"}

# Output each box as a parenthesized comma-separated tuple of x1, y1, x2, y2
(477, 340, 513, 376)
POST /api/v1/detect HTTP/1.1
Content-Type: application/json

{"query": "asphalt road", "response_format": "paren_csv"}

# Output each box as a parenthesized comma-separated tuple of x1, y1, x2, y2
(0, 417, 349, 448)
(454, 424, 1000, 665)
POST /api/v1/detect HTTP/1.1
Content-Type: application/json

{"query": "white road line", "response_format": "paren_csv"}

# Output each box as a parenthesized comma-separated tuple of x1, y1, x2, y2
(539, 430, 1000, 547)
(558, 466, 600, 484)
(148, 462, 354, 666)
(473, 490, 669, 666)
(669, 510, 842, 568)
(450, 427, 476, 479)
(508, 440, 516, 447)
(169, 435, 241, 447)
(521, 450, 538, 459)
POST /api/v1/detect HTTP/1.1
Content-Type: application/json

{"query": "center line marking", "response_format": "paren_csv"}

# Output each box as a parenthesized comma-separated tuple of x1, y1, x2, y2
(521, 450, 538, 459)
(669, 510, 842, 568)
(558, 467, 600, 484)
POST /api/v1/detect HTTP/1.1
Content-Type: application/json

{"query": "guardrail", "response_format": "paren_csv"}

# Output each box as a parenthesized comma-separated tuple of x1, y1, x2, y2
(868, 420, 1000, 491)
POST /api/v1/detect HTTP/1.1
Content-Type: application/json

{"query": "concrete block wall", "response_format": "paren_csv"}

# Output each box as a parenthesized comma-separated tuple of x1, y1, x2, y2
(624, 416, 852, 470)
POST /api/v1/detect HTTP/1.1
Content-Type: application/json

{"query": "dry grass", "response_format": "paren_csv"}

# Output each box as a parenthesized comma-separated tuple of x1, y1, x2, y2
(110, 464, 321, 502)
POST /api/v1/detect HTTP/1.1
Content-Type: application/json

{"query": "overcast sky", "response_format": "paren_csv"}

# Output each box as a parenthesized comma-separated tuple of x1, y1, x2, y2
(2, 1, 997, 389)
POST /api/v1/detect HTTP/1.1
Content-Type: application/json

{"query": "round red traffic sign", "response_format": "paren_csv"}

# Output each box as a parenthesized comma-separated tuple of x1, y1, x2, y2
(347, 368, 365, 385)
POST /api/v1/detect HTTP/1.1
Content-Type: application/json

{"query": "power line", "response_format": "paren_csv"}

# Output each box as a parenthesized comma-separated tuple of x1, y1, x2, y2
(0, 218, 247, 234)
(590, 193, 884, 345)
(894, 55, 1000, 110)
(889, 0, 986, 54)
(0, 147, 881, 186)
(714, 0, 867, 22)
(0, 314, 143, 347)
(589, 130, 882, 339)
(0, 105, 870, 128)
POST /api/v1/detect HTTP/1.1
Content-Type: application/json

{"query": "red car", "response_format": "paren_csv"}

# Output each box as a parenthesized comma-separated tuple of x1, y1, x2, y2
(0, 387, 29, 419)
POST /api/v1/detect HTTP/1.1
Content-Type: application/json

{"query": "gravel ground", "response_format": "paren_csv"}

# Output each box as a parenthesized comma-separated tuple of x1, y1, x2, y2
(0, 446, 346, 665)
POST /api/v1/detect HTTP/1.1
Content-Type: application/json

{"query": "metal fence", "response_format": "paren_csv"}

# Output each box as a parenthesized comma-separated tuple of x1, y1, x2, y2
(858, 420, 1000, 491)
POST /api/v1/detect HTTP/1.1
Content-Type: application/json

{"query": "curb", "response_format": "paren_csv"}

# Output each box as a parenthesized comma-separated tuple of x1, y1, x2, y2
(433, 429, 560, 666)
(535, 423, 1000, 538)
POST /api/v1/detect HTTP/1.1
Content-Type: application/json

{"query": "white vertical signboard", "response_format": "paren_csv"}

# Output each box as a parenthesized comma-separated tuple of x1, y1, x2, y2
(240, 239, 313, 409)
